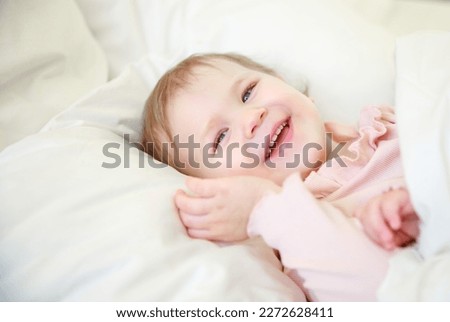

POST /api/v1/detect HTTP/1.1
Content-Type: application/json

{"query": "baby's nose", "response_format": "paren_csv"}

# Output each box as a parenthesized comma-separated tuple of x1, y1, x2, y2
(244, 108, 267, 139)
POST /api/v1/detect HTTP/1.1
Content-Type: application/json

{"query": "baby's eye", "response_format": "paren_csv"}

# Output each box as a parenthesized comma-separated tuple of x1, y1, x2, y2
(242, 83, 256, 103)
(214, 129, 228, 151)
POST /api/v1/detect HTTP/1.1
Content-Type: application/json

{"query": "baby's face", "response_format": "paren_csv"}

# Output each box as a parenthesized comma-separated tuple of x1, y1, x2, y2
(168, 59, 326, 184)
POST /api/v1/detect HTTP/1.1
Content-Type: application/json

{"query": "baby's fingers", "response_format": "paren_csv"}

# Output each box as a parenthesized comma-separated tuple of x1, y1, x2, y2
(186, 228, 214, 240)
(383, 208, 402, 231)
(393, 230, 415, 248)
(174, 189, 212, 215)
(179, 210, 212, 230)
(185, 177, 218, 197)
(375, 220, 396, 250)
(380, 189, 409, 230)
(364, 199, 395, 248)
(186, 226, 242, 242)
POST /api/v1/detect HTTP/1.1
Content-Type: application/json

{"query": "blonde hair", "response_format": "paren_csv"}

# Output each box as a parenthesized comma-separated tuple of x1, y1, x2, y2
(140, 53, 278, 168)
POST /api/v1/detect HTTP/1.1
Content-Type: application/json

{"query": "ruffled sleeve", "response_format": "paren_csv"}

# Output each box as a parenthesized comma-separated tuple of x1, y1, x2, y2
(348, 105, 397, 159)
(305, 105, 400, 200)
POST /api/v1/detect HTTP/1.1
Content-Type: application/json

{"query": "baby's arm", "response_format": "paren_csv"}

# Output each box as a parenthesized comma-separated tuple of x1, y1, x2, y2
(174, 176, 281, 242)
(355, 188, 420, 250)
(247, 174, 390, 301)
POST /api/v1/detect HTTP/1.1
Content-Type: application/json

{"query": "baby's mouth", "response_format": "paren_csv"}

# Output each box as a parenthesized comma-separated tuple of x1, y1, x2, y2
(265, 118, 291, 160)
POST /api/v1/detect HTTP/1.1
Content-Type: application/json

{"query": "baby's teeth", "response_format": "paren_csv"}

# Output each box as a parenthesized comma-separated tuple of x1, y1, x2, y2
(275, 122, 287, 135)
(267, 121, 288, 158)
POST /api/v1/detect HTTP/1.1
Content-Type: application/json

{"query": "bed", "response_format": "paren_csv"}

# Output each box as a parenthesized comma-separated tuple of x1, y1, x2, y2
(1, 0, 449, 301)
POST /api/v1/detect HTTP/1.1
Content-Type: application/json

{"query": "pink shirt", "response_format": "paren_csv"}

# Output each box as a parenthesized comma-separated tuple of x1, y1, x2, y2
(248, 106, 403, 301)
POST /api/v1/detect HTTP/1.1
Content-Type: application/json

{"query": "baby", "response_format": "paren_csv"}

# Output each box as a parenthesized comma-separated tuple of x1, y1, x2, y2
(141, 53, 420, 301)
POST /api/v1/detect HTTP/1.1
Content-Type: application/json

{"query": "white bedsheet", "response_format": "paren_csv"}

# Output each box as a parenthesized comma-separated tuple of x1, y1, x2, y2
(0, 0, 107, 151)
(378, 31, 450, 301)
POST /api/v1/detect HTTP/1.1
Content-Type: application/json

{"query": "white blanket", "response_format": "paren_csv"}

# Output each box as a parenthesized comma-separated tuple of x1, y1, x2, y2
(378, 31, 450, 301)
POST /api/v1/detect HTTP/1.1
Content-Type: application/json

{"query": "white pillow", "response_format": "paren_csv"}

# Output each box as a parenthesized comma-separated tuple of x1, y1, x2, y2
(0, 0, 107, 151)
(76, 0, 395, 124)
(75, 0, 148, 79)
(0, 56, 305, 301)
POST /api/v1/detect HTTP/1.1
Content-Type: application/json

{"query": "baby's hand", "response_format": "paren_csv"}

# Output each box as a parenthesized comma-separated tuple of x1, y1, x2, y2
(174, 176, 281, 242)
(355, 188, 420, 250)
